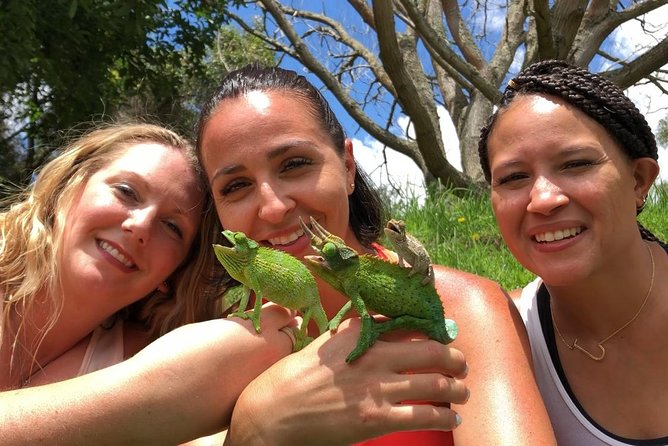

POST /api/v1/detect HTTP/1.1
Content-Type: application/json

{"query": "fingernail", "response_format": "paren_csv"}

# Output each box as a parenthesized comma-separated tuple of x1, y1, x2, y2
(464, 387, 471, 403)
(462, 362, 469, 378)
(455, 413, 462, 427)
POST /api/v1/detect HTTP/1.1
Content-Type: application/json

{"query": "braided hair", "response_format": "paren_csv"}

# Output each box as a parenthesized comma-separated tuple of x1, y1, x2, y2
(478, 59, 664, 248)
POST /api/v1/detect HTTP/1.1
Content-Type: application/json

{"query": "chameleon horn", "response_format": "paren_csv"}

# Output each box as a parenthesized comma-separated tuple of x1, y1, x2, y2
(309, 216, 332, 240)
(299, 216, 322, 245)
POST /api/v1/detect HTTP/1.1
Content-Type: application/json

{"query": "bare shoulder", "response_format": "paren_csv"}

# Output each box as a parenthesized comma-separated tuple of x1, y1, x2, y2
(432, 264, 510, 310)
(431, 264, 527, 350)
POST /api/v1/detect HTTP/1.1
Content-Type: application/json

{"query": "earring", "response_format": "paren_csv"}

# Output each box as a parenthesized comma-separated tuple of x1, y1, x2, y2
(637, 196, 647, 212)
(350, 183, 355, 190)
(157, 281, 169, 293)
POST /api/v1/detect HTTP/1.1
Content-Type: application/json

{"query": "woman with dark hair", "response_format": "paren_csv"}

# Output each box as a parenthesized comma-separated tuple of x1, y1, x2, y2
(479, 60, 667, 444)
(196, 64, 556, 445)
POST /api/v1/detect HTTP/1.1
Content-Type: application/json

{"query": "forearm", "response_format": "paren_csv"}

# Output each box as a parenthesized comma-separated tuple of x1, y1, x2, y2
(0, 360, 210, 445)
(1, 315, 295, 445)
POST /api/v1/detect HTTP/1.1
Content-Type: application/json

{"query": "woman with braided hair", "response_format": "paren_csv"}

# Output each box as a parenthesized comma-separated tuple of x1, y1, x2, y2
(479, 59, 668, 444)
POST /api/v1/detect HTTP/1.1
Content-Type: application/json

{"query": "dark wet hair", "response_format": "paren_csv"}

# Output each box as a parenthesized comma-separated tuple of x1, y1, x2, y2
(478, 59, 663, 247)
(196, 63, 386, 246)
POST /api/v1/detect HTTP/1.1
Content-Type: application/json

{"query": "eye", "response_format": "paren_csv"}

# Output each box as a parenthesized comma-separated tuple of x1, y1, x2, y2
(282, 157, 312, 173)
(493, 172, 529, 187)
(323, 242, 337, 256)
(562, 159, 596, 170)
(114, 183, 139, 201)
(164, 220, 184, 238)
(219, 178, 252, 196)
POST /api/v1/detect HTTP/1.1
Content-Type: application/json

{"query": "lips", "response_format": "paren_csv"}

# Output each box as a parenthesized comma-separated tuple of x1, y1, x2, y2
(97, 240, 136, 268)
(534, 226, 583, 243)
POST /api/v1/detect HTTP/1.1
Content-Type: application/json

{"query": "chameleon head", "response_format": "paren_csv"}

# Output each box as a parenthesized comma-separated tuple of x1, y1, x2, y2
(302, 217, 360, 285)
(299, 216, 352, 253)
(222, 230, 259, 252)
(213, 230, 259, 272)
(304, 246, 359, 292)
(383, 219, 407, 243)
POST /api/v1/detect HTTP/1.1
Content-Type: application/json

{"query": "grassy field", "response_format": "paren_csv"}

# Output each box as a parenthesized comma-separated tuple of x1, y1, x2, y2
(385, 183, 667, 291)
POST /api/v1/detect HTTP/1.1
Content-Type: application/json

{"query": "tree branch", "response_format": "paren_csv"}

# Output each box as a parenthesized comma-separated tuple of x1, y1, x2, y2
(256, 0, 420, 160)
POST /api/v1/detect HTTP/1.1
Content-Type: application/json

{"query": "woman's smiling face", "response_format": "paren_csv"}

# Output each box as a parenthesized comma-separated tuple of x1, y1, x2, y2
(199, 90, 357, 259)
(487, 94, 644, 285)
(59, 143, 204, 311)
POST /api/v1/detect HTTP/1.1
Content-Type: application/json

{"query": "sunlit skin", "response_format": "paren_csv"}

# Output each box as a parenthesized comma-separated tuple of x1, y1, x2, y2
(487, 95, 647, 289)
(200, 90, 359, 318)
(34, 143, 204, 369)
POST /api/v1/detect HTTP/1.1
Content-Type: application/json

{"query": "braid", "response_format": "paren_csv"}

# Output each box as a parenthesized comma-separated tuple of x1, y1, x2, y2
(638, 223, 668, 251)
(479, 60, 657, 182)
(478, 59, 664, 246)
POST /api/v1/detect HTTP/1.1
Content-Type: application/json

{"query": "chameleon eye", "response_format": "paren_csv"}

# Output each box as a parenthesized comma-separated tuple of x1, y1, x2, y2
(322, 242, 337, 256)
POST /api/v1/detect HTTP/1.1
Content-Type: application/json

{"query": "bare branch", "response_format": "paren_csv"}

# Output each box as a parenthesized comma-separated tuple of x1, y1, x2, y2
(397, 0, 500, 101)
(549, 0, 588, 60)
(257, 0, 419, 159)
(440, 0, 485, 68)
(373, 0, 468, 187)
(603, 36, 668, 89)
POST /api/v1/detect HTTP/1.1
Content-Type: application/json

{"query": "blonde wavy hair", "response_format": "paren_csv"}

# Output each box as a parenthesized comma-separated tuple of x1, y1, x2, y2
(1, 122, 225, 372)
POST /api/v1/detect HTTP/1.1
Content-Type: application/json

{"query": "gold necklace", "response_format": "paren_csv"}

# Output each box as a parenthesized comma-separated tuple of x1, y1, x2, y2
(551, 243, 655, 361)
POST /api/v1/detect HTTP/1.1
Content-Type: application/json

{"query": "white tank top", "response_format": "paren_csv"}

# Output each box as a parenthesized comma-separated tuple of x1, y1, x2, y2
(518, 278, 668, 445)
(77, 319, 124, 376)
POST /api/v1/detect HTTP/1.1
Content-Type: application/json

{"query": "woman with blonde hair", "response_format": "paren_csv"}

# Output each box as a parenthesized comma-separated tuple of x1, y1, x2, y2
(1, 122, 298, 444)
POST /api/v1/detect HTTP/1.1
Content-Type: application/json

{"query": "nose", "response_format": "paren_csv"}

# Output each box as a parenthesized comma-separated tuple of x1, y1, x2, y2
(257, 181, 294, 224)
(122, 206, 157, 245)
(527, 176, 569, 215)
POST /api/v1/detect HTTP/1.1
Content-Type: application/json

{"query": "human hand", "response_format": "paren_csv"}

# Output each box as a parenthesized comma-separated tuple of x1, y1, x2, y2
(225, 317, 469, 446)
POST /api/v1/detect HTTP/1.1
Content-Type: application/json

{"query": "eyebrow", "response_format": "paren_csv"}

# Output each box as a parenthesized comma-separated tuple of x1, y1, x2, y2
(209, 139, 314, 184)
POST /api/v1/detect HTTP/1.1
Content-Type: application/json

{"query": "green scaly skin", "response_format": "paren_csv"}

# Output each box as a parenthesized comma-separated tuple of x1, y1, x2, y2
(213, 230, 328, 351)
(300, 217, 458, 363)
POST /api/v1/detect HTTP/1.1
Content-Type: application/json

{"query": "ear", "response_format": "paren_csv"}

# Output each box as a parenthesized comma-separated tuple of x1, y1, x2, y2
(632, 157, 659, 208)
(344, 139, 356, 194)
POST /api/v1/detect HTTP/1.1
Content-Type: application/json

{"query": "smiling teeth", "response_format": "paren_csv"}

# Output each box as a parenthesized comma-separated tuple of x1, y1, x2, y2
(268, 228, 304, 246)
(99, 240, 135, 268)
(535, 227, 583, 242)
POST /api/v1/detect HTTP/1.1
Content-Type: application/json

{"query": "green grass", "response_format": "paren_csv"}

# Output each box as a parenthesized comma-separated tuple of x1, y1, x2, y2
(385, 182, 667, 291)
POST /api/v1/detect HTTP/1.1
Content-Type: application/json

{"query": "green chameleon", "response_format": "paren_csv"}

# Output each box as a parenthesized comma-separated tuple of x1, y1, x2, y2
(300, 217, 458, 362)
(213, 230, 328, 351)
(384, 219, 434, 286)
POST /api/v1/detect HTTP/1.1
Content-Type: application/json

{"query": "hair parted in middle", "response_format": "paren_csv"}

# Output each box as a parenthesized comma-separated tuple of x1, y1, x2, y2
(196, 63, 387, 247)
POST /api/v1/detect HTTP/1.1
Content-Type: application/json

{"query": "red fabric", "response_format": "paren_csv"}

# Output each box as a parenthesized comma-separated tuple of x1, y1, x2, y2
(353, 430, 454, 445)
(370, 242, 390, 260)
